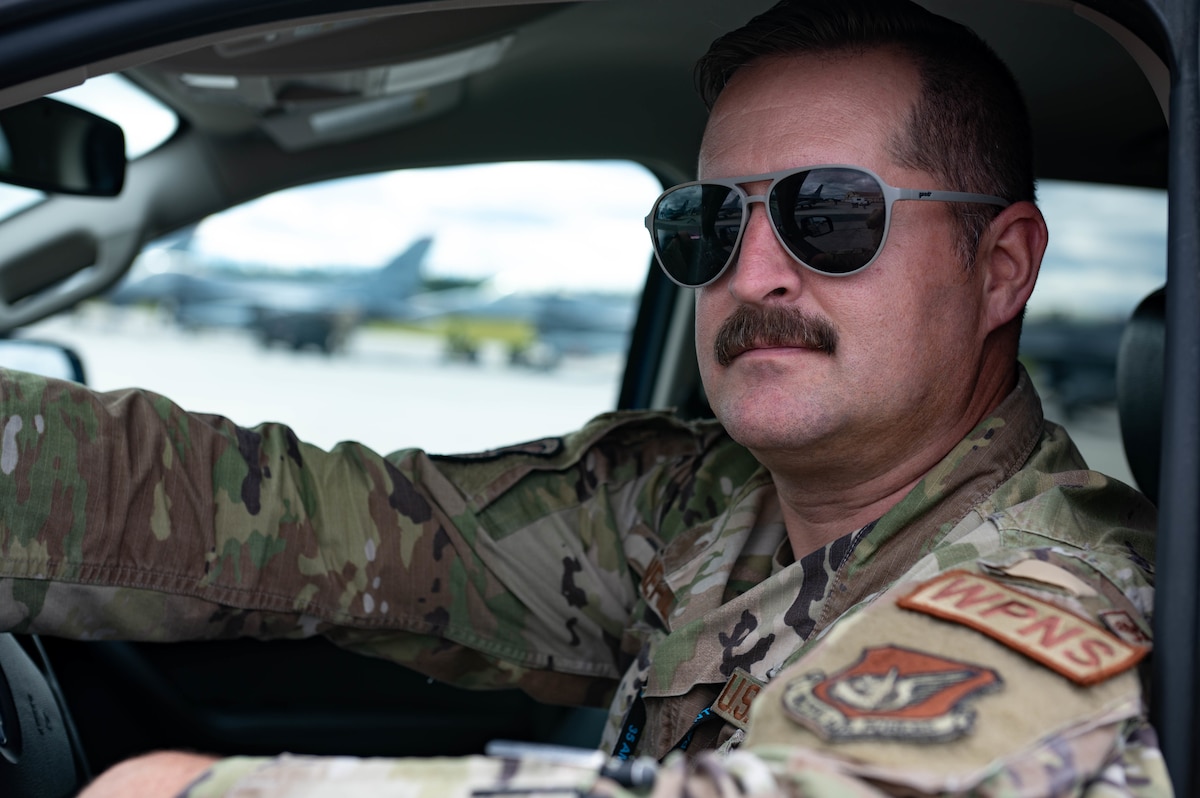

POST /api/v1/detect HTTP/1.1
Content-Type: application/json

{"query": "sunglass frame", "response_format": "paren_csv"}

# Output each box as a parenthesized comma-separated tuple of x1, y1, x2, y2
(646, 163, 1011, 287)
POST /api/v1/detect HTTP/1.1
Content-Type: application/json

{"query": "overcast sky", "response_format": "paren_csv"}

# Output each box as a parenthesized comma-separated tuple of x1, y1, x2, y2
(1031, 180, 1167, 320)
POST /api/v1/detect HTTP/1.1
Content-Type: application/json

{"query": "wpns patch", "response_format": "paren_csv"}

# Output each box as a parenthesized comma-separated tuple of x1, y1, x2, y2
(781, 646, 1001, 743)
(898, 570, 1146, 685)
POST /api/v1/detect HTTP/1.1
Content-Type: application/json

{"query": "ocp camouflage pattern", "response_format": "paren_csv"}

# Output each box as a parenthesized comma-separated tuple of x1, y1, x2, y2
(0, 365, 1166, 794)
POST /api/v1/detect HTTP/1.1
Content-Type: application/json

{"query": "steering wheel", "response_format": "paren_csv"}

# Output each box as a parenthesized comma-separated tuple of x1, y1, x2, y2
(0, 634, 86, 798)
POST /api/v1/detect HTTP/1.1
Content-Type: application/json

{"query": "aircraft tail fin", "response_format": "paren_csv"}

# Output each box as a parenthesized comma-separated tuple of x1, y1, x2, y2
(371, 236, 433, 297)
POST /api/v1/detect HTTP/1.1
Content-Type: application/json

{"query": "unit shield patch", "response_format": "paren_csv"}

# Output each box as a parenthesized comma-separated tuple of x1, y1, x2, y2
(781, 646, 1001, 743)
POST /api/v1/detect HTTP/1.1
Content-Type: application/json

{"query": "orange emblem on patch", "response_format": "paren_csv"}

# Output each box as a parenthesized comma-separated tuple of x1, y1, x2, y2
(898, 570, 1147, 685)
(781, 646, 1001, 742)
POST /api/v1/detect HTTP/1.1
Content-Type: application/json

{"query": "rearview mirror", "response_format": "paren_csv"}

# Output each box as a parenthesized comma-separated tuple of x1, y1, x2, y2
(800, 216, 834, 237)
(0, 97, 126, 197)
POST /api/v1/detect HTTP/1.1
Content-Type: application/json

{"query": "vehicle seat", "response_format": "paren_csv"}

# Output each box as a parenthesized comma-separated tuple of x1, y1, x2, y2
(1116, 286, 1165, 502)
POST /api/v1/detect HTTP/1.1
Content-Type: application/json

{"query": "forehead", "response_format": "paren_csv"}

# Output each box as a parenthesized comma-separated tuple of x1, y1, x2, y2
(698, 49, 922, 180)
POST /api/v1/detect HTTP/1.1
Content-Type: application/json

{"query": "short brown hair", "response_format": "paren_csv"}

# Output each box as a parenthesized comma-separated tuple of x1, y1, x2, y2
(696, 0, 1034, 267)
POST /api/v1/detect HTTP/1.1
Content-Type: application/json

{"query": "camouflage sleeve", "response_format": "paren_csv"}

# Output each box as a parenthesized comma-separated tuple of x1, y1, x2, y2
(0, 367, 698, 704)
(614, 715, 1170, 797)
(178, 753, 606, 798)
(171, 716, 1169, 797)
(164, 548, 1171, 797)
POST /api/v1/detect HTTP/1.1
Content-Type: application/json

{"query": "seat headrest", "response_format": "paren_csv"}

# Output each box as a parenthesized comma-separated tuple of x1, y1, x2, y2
(1116, 286, 1165, 502)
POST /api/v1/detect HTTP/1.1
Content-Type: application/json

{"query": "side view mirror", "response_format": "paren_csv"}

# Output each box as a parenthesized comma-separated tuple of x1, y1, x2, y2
(0, 97, 126, 197)
(0, 339, 86, 383)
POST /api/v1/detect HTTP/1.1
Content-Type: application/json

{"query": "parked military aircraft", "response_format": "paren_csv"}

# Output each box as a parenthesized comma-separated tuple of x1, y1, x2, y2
(108, 235, 435, 352)
(108, 233, 636, 366)
(795, 183, 825, 208)
(404, 285, 637, 369)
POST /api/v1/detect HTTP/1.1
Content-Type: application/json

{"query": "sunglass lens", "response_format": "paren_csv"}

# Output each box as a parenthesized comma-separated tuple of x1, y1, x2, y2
(651, 184, 743, 286)
(772, 168, 887, 275)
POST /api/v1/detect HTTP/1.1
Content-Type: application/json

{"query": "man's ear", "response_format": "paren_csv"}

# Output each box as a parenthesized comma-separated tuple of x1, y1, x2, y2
(977, 200, 1047, 333)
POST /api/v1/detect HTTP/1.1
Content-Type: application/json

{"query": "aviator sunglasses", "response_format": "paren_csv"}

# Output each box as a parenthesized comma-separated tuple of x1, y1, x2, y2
(646, 164, 1010, 287)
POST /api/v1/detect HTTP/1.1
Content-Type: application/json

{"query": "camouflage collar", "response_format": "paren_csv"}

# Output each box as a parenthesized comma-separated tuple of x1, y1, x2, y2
(803, 365, 1047, 646)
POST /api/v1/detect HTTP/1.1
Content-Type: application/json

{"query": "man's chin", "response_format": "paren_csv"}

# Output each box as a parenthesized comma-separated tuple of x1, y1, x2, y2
(711, 401, 828, 452)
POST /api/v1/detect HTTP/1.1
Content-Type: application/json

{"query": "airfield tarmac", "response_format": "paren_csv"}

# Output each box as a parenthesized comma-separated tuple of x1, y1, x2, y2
(19, 306, 625, 456)
(18, 304, 1138, 489)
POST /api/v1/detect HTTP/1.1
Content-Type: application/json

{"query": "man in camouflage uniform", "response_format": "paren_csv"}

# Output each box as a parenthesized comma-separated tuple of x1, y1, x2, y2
(0, 0, 1170, 795)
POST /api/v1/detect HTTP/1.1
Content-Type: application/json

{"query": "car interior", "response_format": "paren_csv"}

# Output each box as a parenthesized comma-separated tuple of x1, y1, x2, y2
(0, 0, 1195, 796)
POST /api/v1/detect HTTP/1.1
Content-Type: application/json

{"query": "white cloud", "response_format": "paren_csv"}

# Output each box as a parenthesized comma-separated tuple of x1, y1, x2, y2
(191, 161, 662, 291)
(1027, 180, 1167, 319)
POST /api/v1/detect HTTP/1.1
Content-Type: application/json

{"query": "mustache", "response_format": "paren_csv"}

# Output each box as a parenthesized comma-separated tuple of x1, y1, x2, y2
(713, 305, 839, 366)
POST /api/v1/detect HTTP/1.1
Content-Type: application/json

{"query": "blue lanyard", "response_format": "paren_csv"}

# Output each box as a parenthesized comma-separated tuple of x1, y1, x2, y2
(611, 695, 723, 759)
(612, 692, 648, 760)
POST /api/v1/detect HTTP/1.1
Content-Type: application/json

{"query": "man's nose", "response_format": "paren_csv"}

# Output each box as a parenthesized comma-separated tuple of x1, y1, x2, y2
(725, 202, 804, 303)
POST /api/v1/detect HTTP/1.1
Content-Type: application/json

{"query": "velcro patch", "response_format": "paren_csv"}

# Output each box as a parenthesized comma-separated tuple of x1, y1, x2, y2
(712, 668, 764, 730)
(898, 570, 1146, 686)
(639, 557, 675, 625)
(1100, 609, 1152, 647)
